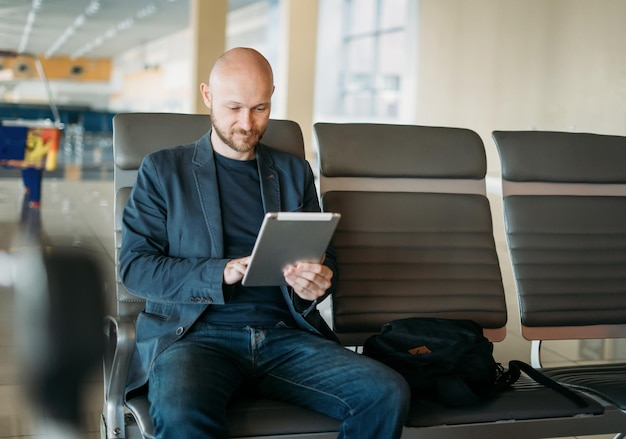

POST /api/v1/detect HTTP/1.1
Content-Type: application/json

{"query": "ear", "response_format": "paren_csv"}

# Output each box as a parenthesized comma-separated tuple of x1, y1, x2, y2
(200, 83, 211, 110)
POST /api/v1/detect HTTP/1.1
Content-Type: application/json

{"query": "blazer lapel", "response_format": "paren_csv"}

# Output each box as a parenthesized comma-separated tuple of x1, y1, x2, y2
(257, 144, 281, 213)
(192, 133, 224, 257)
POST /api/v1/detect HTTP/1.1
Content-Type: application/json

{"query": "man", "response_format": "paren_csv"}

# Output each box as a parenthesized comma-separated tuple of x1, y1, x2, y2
(120, 47, 410, 439)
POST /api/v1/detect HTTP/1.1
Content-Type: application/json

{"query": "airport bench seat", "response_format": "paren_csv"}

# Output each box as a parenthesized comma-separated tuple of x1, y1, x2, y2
(102, 115, 621, 439)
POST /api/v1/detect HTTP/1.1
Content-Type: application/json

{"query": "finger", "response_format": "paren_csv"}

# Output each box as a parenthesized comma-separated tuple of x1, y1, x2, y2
(293, 262, 333, 280)
(223, 258, 249, 285)
(284, 271, 330, 299)
(289, 280, 322, 301)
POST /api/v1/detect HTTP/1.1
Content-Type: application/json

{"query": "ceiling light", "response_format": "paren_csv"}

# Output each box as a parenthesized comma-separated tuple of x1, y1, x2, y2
(18, 0, 42, 54)
(137, 3, 157, 19)
(44, 1, 102, 58)
(117, 18, 135, 31)
(74, 14, 86, 27)
(104, 28, 117, 40)
(85, 1, 101, 16)
(71, 2, 169, 59)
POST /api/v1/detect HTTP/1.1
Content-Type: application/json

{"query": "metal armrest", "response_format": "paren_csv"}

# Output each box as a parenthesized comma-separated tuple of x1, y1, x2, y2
(103, 315, 136, 438)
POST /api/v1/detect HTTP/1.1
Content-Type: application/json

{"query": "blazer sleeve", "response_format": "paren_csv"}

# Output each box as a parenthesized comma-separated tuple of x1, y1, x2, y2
(119, 153, 229, 305)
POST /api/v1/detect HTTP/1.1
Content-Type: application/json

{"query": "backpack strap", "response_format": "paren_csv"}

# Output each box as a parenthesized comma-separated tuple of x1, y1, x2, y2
(505, 360, 589, 408)
(437, 361, 590, 408)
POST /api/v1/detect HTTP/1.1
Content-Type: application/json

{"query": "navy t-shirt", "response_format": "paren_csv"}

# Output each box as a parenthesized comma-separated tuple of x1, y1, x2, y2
(201, 151, 296, 327)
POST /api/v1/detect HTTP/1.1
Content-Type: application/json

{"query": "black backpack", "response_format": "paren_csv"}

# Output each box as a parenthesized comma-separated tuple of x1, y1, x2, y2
(362, 317, 589, 407)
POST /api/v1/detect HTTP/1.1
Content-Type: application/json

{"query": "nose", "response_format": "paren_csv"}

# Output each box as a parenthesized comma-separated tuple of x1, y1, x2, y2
(238, 109, 253, 131)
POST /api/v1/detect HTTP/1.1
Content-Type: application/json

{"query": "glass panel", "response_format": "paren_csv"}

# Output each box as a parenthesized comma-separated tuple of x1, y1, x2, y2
(315, 0, 413, 121)
(227, 0, 271, 50)
(346, 36, 375, 75)
(378, 31, 405, 77)
(380, 0, 407, 30)
(375, 91, 400, 118)
(347, 0, 377, 35)
(344, 92, 374, 117)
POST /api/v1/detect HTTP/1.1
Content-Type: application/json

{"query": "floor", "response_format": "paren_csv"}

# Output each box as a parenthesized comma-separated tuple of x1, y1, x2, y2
(0, 169, 623, 438)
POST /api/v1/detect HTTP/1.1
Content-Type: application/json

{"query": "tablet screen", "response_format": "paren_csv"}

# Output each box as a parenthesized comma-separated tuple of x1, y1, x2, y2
(241, 212, 341, 287)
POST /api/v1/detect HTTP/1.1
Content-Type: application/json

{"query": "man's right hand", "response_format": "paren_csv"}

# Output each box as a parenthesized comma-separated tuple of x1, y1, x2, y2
(223, 256, 251, 285)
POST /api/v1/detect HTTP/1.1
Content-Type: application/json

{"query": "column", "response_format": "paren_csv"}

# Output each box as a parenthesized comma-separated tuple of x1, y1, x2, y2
(278, 0, 319, 158)
(190, 0, 228, 114)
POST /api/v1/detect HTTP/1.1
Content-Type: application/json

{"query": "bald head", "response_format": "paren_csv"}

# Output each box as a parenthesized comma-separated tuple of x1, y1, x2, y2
(209, 47, 274, 89)
(200, 48, 275, 159)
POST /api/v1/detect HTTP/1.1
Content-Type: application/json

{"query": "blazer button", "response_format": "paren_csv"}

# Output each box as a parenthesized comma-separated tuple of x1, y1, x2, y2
(176, 327, 184, 336)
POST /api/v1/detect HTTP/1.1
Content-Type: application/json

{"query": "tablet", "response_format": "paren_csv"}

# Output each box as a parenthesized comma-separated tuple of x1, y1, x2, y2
(241, 212, 341, 287)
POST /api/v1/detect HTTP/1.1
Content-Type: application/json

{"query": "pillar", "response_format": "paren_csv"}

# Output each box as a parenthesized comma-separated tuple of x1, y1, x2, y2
(278, 0, 319, 158)
(190, 0, 228, 114)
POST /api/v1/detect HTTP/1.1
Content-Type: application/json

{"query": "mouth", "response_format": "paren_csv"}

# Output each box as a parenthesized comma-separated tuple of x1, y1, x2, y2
(234, 130, 259, 144)
(235, 129, 255, 137)
(229, 130, 260, 152)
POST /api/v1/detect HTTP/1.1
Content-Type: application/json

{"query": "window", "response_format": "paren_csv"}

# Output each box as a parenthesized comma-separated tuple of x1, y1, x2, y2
(315, 0, 415, 122)
(226, 0, 284, 116)
(227, 0, 278, 61)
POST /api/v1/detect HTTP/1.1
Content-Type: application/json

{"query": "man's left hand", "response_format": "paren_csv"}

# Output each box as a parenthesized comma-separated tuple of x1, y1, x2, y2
(283, 261, 332, 301)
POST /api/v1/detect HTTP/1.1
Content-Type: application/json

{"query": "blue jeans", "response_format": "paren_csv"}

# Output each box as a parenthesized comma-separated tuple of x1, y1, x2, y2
(148, 321, 410, 439)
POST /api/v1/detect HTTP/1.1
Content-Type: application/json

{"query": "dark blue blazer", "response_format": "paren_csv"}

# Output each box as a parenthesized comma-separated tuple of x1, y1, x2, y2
(120, 132, 338, 395)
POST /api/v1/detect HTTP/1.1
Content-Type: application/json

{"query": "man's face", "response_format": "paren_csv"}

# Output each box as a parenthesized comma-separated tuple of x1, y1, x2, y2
(202, 70, 273, 156)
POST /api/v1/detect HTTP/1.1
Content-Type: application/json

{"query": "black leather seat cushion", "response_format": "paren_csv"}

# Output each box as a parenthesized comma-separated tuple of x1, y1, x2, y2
(405, 376, 603, 427)
(542, 363, 626, 409)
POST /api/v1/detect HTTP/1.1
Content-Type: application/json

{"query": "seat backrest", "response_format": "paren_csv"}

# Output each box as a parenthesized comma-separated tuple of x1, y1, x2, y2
(493, 130, 626, 342)
(315, 122, 507, 346)
(113, 112, 305, 318)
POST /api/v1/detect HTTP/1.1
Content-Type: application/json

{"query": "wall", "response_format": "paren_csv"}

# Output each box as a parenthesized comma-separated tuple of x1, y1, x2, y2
(415, 0, 626, 176)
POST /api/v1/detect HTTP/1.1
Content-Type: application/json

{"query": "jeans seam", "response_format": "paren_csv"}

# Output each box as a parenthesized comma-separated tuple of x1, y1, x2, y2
(265, 372, 355, 416)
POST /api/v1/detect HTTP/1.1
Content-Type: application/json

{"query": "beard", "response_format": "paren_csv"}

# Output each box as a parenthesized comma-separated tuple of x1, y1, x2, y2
(212, 120, 264, 154)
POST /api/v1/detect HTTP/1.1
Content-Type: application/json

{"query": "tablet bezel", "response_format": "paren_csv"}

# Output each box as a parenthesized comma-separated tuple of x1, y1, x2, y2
(241, 212, 341, 287)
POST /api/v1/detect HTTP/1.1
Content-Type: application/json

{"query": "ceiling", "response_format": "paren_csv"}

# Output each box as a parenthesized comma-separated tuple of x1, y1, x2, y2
(0, 0, 192, 59)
